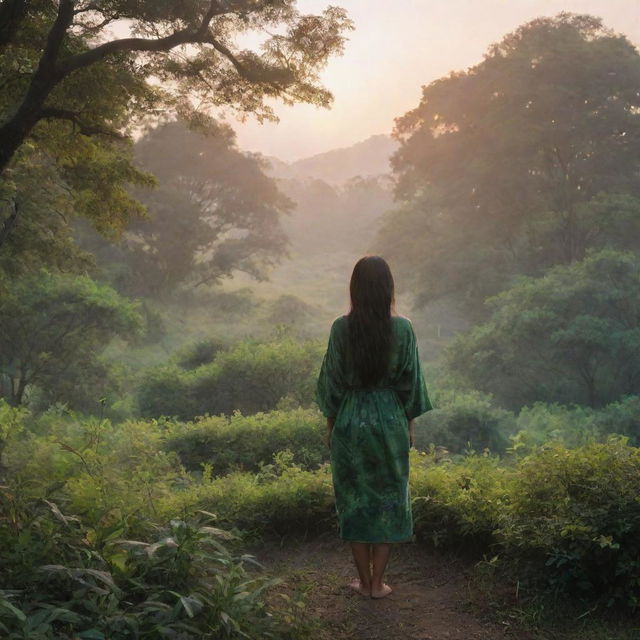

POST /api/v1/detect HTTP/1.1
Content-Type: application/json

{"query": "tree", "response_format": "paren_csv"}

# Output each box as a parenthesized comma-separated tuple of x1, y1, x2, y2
(0, 150, 97, 283)
(444, 249, 640, 410)
(111, 119, 291, 297)
(379, 13, 640, 314)
(0, 0, 352, 249)
(0, 269, 143, 407)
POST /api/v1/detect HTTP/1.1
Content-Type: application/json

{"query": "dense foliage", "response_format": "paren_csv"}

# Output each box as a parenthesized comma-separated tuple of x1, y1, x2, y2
(0, 497, 298, 639)
(0, 270, 143, 409)
(445, 249, 640, 409)
(4, 399, 640, 616)
(83, 121, 292, 298)
(414, 389, 515, 454)
(164, 408, 326, 475)
(379, 14, 640, 314)
(137, 337, 323, 420)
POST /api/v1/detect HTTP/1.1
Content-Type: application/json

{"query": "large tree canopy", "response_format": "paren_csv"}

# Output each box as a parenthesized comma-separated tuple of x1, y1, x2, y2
(445, 249, 640, 410)
(88, 119, 292, 297)
(0, 0, 352, 257)
(379, 13, 640, 314)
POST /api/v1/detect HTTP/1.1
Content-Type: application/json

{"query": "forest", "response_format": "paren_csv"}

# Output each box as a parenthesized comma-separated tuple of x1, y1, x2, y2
(1, 2, 640, 639)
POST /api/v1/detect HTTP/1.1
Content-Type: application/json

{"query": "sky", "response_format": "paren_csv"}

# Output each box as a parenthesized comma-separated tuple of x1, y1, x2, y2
(226, 0, 640, 161)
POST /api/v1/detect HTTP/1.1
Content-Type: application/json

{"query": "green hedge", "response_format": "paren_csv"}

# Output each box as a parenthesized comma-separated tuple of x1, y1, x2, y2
(164, 408, 327, 474)
(157, 452, 335, 537)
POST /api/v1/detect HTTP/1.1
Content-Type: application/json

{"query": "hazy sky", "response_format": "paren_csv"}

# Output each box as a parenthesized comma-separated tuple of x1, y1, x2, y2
(228, 0, 640, 161)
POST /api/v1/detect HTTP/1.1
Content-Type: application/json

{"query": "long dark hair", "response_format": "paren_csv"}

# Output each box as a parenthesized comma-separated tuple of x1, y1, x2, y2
(347, 256, 395, 386)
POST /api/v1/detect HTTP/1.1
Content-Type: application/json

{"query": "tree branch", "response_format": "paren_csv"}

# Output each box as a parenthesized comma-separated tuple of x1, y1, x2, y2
(73, 2, 104, 16)
(205, 36, 253, 79)
(55, 1, 234, 79)
(42, 0, 77, 78)
(39, 107, 126, 139)
(0, 0, 77, 174)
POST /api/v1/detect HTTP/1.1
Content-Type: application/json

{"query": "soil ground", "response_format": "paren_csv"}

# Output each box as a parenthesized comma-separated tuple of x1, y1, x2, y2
(253, 534, 533, 640)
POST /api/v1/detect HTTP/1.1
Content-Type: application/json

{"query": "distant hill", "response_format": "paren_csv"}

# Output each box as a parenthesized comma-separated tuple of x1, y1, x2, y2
(265, 134, 398, 185)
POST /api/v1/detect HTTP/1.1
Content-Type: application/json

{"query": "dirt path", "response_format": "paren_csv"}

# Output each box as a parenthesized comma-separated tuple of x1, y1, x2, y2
(253, 535, 531, 640)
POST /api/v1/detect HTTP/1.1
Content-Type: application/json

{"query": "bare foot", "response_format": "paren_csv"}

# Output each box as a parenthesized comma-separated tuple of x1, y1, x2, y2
(371, 583, 393, 599)
(348, 578, 371, 597)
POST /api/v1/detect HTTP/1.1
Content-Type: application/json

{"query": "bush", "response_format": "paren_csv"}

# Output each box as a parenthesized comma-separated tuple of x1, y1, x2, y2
(409, 438, 640, 608)
(137, 364, 196, 421)
(157, 452, 335, 537)
(508, 401, 600, 454)
(509, 395, 640, 455)
(2, 407, 182, 536)
(266, 294, 315, 325)
(414, 389, 515, 454)
(592, 395, 640, 445)
(497, 438, 640, 608)
(410, 448, 511, 550)
(138, 337, 323, 420)
(164, 408, 327, 474)
(176, 337, 228, 369)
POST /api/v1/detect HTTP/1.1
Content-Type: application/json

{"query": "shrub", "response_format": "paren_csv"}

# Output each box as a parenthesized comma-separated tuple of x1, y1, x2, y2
(497, 438, 640, 608)
(164, 408, 327, 474)
(509, 396, 640, 455)
(157, 452, 336, 537)
(410, 449, 511, 551)
(138, 337, 323, 420)
(266, 294, 315, 325)
(508, 401, 600, 454)
(0, 399, 27, 468)
(414, 389, 515, 454)
(176, 337, 228, 370)
(3, 409, 182, 537)
(200, 338, 322, 415)
(592, 395, 640, 445)
(137, 364, 197, 420)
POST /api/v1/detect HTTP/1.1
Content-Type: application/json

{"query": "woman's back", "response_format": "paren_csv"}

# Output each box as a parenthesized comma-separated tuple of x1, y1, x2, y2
(316, 311, 431, 544)
(315, 255, 433, 598)
(317, 314, 431, 421)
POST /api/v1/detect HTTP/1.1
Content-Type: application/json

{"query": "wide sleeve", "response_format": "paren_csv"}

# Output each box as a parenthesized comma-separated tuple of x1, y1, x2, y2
(394, 320, 433, 420)
(315, 318, 346, 418)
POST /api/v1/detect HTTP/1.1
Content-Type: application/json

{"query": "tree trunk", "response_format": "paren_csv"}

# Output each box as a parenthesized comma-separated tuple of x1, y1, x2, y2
(0, 0, 74, 176)
(0, 69, 58, 175)
(13, 373, 27, 406)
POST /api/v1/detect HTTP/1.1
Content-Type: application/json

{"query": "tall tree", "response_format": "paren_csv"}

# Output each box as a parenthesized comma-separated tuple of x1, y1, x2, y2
(445, 249, 640, 410)
(104, 119, 291, 297)
(0, 0, 352, 250)
(0, 269, 143, 407)
(379, 13, 640, 314)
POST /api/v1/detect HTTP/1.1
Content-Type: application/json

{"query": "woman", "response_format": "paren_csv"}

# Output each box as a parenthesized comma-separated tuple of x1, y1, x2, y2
(316, 255, 433, 599)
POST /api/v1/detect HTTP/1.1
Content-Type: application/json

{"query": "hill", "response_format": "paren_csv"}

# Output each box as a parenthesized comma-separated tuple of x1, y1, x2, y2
(265, 134, 398, 185)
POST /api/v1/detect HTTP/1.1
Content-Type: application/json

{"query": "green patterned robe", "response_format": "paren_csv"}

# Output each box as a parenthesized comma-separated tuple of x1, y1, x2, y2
(316, 314, 433, 543)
